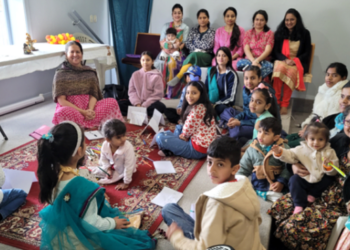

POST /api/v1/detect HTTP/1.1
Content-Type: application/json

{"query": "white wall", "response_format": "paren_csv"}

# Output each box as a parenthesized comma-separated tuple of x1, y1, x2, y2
(0, 0, 111, 107)
(149, 0, 350, 100)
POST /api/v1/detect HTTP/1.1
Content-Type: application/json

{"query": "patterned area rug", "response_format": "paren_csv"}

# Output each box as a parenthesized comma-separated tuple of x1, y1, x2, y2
(0, 123, 205, 249)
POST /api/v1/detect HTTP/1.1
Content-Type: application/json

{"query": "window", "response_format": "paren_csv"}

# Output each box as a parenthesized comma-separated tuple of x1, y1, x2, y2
(0, 0, 27, 46)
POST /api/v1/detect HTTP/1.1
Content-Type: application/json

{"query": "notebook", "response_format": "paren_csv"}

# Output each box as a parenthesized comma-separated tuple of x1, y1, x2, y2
(29, 125, 51, 140)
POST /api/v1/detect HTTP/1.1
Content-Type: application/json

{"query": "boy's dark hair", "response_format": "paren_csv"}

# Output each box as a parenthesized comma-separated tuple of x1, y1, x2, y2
(259, 117, 282, 135)
(102, 119, 126, 139)
(37, 123, 84, 204)
(207, 137, 241, 167)
(303, 115, 330, 142)
(166, 27, 177, 36)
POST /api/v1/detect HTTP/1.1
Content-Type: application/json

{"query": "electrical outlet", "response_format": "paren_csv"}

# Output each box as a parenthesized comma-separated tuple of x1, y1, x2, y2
(94, 15, 97, 23)
(90, 15, 93, 23)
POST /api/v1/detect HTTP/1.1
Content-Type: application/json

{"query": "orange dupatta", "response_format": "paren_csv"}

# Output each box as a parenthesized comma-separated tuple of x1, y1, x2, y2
(281, 39, 306, 91)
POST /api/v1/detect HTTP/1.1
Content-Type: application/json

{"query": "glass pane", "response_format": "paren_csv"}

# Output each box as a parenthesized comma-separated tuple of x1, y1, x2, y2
(8, 0, 26, 45)
(0, 0, 10, 46)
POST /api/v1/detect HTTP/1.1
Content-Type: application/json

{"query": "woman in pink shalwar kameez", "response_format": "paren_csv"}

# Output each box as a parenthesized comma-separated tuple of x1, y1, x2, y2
(212, 7, 245, 70)
(52, 41, 123, 128)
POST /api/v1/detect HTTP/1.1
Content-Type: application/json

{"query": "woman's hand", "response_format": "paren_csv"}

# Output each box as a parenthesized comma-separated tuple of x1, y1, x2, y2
(166, 222, 182, 240)
(114, 216, 130, 229)
(252, 60, 261, 68)
(285, 59, 295, 66)
(271, 145, 282, 155)
(176, 108, 182, 115)
(81, 110, 94, 120)
(179, 134, 189, 141)
(227, 118, 240, 128)
(292, 163, 310, 177)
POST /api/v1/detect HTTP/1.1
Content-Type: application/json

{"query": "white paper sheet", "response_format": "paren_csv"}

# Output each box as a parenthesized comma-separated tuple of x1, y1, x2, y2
(150, 128, 164, 147)
(127, 106, 148, 126)
(153, 161, 176, 174)
(2, 169, 37, 194)
(151, 187, 183, 207)
(84, 130, 104, 140)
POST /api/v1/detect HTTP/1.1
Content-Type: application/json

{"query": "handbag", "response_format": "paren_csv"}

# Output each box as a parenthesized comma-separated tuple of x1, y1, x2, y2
(103, 84, 128, 101)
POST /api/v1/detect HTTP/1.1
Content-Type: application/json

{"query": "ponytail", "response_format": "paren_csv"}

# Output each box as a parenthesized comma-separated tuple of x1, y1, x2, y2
(37, 123, 84, 204)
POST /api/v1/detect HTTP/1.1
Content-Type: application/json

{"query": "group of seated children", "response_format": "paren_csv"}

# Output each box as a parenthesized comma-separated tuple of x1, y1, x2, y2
(29, 50, 346, 249)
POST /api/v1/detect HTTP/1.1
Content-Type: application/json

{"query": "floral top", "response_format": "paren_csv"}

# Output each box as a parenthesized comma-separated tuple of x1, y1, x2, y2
(181, 104, 217, 153)
(185, 27, 216, 53)
(213, 26, 245, 58)
(243, 29, 274, 61)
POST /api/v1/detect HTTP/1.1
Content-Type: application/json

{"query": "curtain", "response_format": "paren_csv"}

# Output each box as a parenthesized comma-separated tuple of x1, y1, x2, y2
(109, 0, 153, 86)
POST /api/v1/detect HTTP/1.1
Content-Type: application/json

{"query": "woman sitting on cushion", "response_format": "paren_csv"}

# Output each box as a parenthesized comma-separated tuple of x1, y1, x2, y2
(272, 8, 312, 115)
(212, 7, 245, 70)
(52, 41, 123, 128)
(236, 10, 274, 79)
(167, 9, 215, 87)
(154, 3, 189, 98)
(286, 62, 348, 147)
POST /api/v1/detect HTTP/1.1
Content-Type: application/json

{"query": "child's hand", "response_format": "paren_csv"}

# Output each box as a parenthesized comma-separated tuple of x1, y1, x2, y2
(176, 108, 182, 115)
(271, 182, 284, 192)
(114, 216, 130, 229)
(166, 222, 182, 240)
(107, 167, 114, 179)
(323, 157, 333, 171)
(115, 183, 129, 190)
(179, 134, 189, 141)
(271, 145, 282, 155)
(298, 126, 307, 137)
(227, 118, 240, 128)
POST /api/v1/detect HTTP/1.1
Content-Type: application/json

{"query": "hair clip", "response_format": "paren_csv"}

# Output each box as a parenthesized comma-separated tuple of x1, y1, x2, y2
(253, 83, 272, 97)
(42, 132, 54, 143)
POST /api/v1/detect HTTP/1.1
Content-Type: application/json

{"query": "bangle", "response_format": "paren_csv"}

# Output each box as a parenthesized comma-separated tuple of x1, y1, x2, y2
(274, 149, 283, 157)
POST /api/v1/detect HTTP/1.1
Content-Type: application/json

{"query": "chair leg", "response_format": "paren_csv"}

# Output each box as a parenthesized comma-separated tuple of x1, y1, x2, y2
(0, 125, 8, 140)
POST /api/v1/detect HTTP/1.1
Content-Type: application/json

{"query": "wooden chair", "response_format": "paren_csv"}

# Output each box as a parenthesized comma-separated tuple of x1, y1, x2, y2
(121, 33, 161, 69)
(304, 43, 315, 83)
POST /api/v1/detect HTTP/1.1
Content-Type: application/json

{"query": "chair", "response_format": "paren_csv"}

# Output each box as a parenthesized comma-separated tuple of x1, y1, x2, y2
(303, 43, 315, 83)
(0, 125, 8, 140)
(121, 33, 161, 69)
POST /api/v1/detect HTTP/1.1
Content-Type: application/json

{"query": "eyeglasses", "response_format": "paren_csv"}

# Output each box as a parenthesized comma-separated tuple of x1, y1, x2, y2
(344, 120, 350, 127)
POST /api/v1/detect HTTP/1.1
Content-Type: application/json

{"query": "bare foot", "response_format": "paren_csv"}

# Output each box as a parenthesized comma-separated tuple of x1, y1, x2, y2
(158, 150, 166, 157)
(307, 195, 316, 203)
(280, 106, 288, 115)
(293, 206, 303, 214)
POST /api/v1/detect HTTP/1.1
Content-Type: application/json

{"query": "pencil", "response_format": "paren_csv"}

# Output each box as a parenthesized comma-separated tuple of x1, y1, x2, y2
(142, 156, 154, 162)
(98, 166, 111, 177)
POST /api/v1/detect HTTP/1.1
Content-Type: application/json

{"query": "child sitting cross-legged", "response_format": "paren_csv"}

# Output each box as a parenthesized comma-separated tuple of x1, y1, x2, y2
(91, 119, 136, 190)
(237, 117, 291, 202)
(271, 116, 338, 214)
(162, 136, 265, 250)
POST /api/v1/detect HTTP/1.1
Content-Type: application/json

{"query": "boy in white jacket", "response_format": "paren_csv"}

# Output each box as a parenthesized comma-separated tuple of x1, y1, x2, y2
(272, 117, 338, 214)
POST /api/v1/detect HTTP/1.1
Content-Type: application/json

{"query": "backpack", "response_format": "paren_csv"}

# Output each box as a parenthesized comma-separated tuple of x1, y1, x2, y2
(103, 84, 128, 101)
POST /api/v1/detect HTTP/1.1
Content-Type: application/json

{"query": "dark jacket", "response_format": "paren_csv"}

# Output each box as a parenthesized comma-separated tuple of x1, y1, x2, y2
(235, 82, 281, 126)
(273, 29, 312, 73)
(330, 132, 350, 160)
(323, 113, 339, 131)
(205, 68, 238, 106)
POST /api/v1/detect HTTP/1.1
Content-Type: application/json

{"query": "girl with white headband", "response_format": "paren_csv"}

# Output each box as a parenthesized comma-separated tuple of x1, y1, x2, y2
(37, 121, 156, 250)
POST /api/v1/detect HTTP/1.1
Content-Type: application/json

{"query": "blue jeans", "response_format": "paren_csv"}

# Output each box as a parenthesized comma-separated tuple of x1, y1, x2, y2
(237, 59, 273, 78)
(156, 125, 206, 159)
(162, 203, 195, 239)
(0, 189, 27, 220)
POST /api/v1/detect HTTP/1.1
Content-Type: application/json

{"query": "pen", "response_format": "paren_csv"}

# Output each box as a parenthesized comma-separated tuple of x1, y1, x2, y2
(142, 156, 154, 162)
(142, 139, 146, 145)
(98, 166, 111, 177)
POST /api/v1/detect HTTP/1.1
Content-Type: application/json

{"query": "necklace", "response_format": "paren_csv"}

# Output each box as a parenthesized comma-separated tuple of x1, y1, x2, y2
(173, 22, 182, 28)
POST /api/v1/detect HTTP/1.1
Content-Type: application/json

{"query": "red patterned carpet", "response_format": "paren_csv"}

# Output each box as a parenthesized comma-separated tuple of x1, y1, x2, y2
(0, 123, 205, 249)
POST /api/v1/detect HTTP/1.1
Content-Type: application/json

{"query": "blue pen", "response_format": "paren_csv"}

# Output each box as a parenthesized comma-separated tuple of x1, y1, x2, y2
(142, 156, 154, 162)
(142, 139, 146, 145)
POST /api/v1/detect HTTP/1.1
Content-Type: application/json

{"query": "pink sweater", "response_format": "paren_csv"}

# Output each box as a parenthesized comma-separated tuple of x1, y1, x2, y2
(212, 26, 245, 69)
(128, 69, 164, 108)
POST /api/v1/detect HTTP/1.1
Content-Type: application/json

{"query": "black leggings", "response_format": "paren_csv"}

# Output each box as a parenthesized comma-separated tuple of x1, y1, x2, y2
(118, 99, 166, 117)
